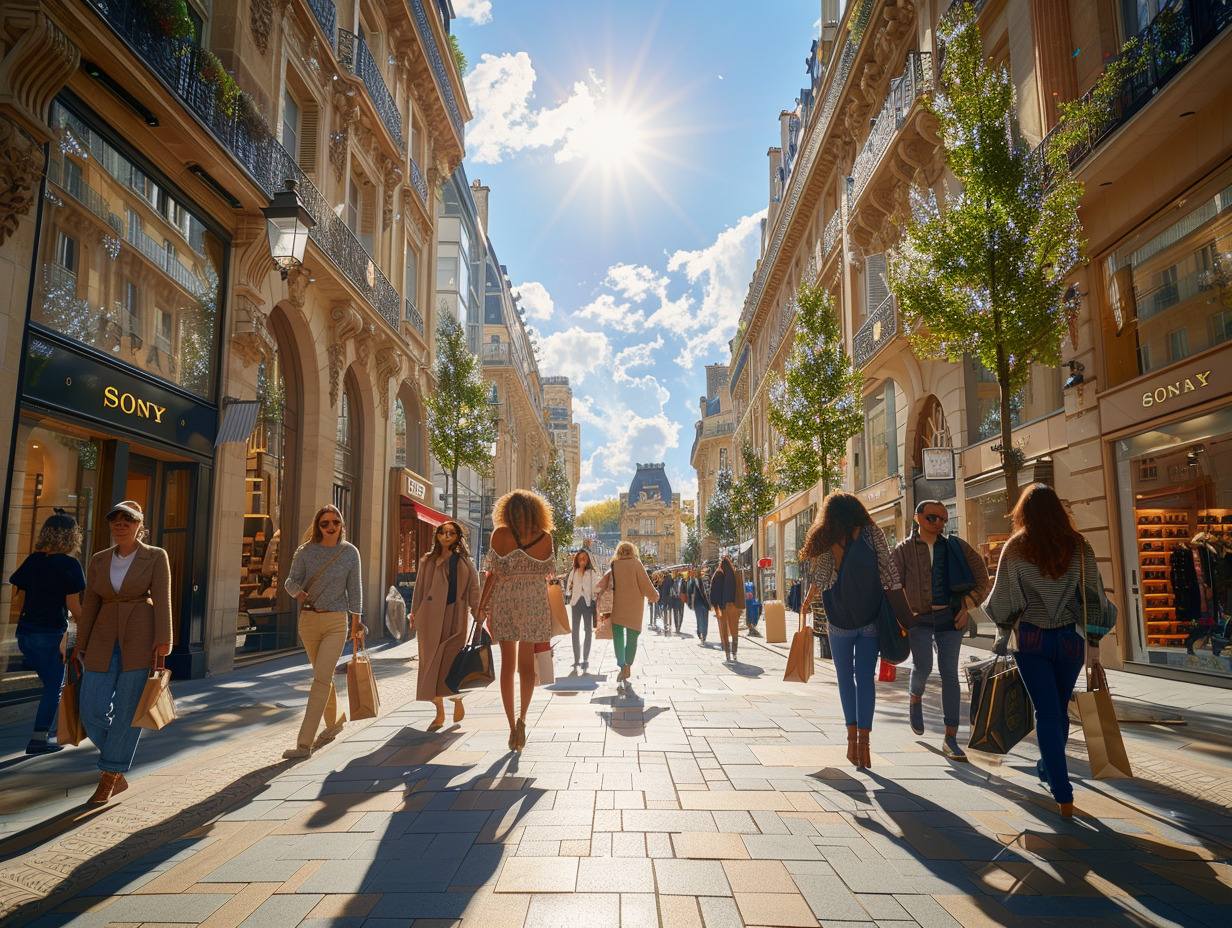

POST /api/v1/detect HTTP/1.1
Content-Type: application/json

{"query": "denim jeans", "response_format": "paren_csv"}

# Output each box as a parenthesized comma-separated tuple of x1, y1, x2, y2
(18, 631, 65, 731)
(1014, 621, 1086, 805)
(908, 613, 964, 729)
(828, 623, 879, 729)
(612, 625, 640, 667)
(693, 603, 710, 640)
(80, 643, 149, 773)
(571, 600, 594, 664)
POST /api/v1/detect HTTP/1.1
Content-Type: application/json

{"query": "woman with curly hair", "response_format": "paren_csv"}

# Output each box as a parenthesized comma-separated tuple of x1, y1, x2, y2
(983, 484, 1109, 818)
(799, 492, 900, 768)
(411, 519, 479, 730)
(478, 489, 556, 751)
(9, 510, 87, 754)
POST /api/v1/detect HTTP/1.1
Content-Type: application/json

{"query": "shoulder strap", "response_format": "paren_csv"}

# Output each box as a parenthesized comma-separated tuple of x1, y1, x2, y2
(304, 547, 347, 600)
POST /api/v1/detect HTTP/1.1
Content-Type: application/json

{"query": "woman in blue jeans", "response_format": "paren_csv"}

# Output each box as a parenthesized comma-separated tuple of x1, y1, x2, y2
(983, 484, 1108, 818)
(800, 493, 901, 768)
(9, 511, 87, 754)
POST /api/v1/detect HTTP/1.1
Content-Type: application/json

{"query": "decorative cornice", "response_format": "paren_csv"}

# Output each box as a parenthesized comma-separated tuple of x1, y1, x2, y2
(250, 0, 274, 55)
(0, 3, 79, 143)
(0, 116, 42, 246)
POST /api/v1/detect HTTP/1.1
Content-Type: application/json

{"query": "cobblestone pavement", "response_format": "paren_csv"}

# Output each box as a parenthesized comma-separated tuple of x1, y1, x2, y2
(1, 614, 1231, 928)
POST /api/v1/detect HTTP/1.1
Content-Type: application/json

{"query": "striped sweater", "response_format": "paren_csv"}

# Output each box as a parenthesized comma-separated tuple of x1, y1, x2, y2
(982, 534, 1108, 631)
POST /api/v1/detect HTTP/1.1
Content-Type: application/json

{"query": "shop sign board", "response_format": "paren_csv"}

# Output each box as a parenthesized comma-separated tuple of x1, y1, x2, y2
(400, 469, 429, 501)
(922, 447, 955, 480)
(23, 334, 216, 456)
(1100, 357, 1228, 433)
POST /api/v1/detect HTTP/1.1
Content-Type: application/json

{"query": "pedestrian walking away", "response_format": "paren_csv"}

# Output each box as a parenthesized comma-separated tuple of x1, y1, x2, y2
(983, 483, 1111, 819)
(686, 569, 711, 645)
(657, 572, 676, 636)
(73, 501, 172, 802)
(478, 489, 556, 752)
(604, 542, 660, 695)
(9, 510, 87, 755)
(710, 555, 747, 662)
(892, 499, 991, 760)
(410, 519, 479, 730)
(565, 549, 597, 672)
(670, 571, 686, 634)
(283, 504, 364, 760)
(799, 492, 901, 768)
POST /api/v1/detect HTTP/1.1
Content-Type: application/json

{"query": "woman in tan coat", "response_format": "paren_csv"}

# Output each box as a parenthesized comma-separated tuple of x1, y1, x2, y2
(597, 542, 659, 695)
(410, 520, 480, 730)
(74, 501, 172, 803)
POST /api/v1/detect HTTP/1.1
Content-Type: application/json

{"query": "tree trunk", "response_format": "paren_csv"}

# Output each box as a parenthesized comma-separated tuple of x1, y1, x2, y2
(450, 465, 459, 519)
(995, 344, 1020, 516)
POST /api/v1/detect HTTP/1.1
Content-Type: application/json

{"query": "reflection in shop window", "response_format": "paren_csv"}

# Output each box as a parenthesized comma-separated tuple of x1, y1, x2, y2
(36, 99, 222, 399)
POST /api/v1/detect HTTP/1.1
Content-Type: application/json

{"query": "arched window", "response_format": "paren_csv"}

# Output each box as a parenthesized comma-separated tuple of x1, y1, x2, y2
(334, 374, 361, 528)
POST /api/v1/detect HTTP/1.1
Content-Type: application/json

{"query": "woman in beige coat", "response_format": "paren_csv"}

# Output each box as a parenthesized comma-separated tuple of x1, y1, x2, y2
(597, 541, 659, 695)
(410, 520, 480, 730)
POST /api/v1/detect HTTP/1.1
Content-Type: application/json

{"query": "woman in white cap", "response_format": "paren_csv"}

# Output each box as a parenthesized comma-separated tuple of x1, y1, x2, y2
(74, 500, 172, 803)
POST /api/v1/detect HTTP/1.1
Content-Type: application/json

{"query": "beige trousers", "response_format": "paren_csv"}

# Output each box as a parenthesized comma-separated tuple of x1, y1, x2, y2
(717, 605, 742, 645)
(297, 610, 348, 747)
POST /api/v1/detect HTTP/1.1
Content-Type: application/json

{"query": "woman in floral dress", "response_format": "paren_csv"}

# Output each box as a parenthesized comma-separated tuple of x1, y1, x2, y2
(478, 490, 555, 752)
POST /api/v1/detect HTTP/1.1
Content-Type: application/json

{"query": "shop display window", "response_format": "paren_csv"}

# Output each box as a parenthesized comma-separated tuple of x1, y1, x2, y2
(35, 98, 223, 399)
(966, 489, 1013, 574)
(1116, 408, 1232, 675)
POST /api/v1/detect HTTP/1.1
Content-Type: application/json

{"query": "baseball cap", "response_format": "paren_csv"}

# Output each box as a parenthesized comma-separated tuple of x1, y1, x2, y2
(106, 500, 144, 521)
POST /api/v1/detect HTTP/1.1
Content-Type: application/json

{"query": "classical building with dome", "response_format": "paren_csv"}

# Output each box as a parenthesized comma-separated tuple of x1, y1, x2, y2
(619, 463, 687, 566)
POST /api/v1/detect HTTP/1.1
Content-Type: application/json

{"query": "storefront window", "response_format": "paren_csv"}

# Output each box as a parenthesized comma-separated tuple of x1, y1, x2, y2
(1115, 407, 1232, 676)
(966, 489, 1012, 576)
(36, 99, 223, 399)
(1103, 170, 1232, 387)
(3, 418, 100, 687)
(863, 380, 899, 486)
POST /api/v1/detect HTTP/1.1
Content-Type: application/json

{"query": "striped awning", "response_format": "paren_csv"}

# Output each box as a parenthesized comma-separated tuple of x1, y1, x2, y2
(214, 400, 261, 446)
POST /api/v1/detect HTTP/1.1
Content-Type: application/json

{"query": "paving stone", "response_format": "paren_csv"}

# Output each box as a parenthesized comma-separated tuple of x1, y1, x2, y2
(366, 892, 470, 920)
(721, 860, 797, 893)
(620, 892, 661, 928)
(672, 833, 750, 860)
(523, 892, 621, 928)
(732, 891, 818, 927)
(741, 833, 825, 860)
(494, 856, 579, 893)
(623, 810, 717, 833)
(653, 860, 732, 896)
(577, 857, 655, 893)
(696, 894, 743, 928)
(235, 893, 321, 927)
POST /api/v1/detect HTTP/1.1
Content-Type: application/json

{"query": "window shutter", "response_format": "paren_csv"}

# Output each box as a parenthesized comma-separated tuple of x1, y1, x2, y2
(300, 104, 319, 176)
(361, 188, 375, 237)
(865, 253, 888, 311)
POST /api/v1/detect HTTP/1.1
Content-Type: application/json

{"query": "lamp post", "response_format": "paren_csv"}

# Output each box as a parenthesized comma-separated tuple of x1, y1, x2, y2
(263, 179, 315, 279)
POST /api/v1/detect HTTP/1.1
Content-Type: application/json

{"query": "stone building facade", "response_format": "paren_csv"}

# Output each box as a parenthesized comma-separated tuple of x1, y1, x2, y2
(620, 463, 685, 566)
(690, 363, 734, 565)
(542, 376, 581, 511)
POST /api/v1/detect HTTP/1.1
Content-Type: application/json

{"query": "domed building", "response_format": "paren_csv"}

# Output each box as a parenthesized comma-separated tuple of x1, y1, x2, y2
(619, 463, 687, 566)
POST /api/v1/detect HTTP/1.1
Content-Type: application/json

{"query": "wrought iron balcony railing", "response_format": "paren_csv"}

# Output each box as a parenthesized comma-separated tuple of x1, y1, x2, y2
(408, 156, 429, 204)
(338, 28, 404, 150)
(409, 0, 465, 140)
(46, 159, 112, 226)
(852, 294, 899, 370)
(1039, 0, 1230, 175)
(306, 0, 338, 53)
(405, 297, 424, 335)
(481, 342, 511, 365)
(850, 52, 933, 204)
(822, 208, 843, 262)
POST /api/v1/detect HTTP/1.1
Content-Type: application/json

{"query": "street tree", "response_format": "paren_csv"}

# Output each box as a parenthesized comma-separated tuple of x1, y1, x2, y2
(731, 445, 777, 540)
(887, 4, 1083, 511)
(425, 316, 498, 519)
(769, 280, 864, 496)
(681, 523, 702, 567)
(704, 467, 739, 548)
(577, 499, 621, 533)
(535, 449, 575, 552)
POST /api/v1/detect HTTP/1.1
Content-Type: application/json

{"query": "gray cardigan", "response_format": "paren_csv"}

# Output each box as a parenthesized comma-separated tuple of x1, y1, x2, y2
(285, 542, 363, 615)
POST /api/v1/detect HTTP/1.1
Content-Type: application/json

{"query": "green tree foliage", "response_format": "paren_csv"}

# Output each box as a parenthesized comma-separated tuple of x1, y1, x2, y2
(769, 281, 864, 496)
(425, 316, 497, 519)
(704, 467, 739, 547)
(887, 4, 1083, 511)
(535, 449, 575, 552)
(681, 523, 702, 567)
(577, 499, 621, 533)
(731, 445, 777, 538)
(449, 34, 468, 75)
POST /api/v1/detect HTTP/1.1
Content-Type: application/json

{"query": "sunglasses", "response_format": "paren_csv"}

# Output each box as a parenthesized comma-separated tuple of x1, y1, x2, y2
(438, 528, 458, 536)
(319, 519, 342, 527)
(923, 514, 948, 525)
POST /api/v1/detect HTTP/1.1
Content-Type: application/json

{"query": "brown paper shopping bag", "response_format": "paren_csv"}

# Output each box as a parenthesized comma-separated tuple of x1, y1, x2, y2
(58, 658, 86, 745)
(132, 657, 178, 730)
(1076, 664, 1133, 779)
(347, 636, 381, 721)
(783, 610, 814, 683)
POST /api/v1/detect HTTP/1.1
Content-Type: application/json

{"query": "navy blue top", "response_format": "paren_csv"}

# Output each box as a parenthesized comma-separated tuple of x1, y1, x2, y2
(930, 538, 950, 607)
(9, 552, 86, 634)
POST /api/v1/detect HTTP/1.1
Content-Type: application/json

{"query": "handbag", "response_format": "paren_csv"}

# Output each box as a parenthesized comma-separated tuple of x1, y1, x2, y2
(58, 657, 86, 746)
(783, 608, 814, 683)
(875, 596, 911, 664)
(1076, 662, 1132, 779)
(445, 619, 496, 693)
(877, 658, 897, 682)
(132, 655, 178, 730)
(966, 652, 1034, 754)
(596, 570, 614, 615)
(885, 587, 918, 630)
(346, 633, 381, 721)
(595, 614, 614, 639)
(534, 641, 555, 685)
(548, 578, 571, 636)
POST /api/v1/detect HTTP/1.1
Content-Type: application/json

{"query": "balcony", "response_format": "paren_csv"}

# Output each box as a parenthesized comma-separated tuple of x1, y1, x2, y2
(481, 342, 511, 365)
(822, 208, 843, 263)
(408, 156, 429, 204)
(46, 160, 112, 226)
(306, 0, 338, 53)
(852, 293, 899, 370)
(338, 28, 405, 150)
(850, 52, 933, 205)
(408, 0, 465, 141)
(405, 298, 424, 336)
(1040, 0, 1230, 173)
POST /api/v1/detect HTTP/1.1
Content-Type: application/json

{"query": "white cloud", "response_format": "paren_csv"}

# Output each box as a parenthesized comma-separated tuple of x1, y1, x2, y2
(464, 53, 604, 164)
(605, 264, 667, 303)
(577, 293, 647, 333)
(538, 326, 611, 385)
(514, 281, 555, 321)
(453, 0, 493, 25)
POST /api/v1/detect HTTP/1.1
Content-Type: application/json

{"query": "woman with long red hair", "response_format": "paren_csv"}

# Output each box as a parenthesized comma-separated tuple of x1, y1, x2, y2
(983, 484, 1110, 817)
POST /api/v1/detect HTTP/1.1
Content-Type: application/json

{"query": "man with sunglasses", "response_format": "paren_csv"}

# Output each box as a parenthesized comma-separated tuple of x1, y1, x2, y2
(891, 500, 990, 760)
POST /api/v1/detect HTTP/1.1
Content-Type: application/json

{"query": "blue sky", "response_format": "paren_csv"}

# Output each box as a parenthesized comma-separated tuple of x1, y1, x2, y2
(452, 1, 822, 509)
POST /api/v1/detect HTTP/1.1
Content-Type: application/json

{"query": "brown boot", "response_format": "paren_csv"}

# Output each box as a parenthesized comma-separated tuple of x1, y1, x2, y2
(112, 773, 129, 798)
(846, 724, 858, 766)
(941, 726, 968, 761)
(88, 771, 120, 804)
(722, 640, 731, 662)
(856, 729, 872, 768)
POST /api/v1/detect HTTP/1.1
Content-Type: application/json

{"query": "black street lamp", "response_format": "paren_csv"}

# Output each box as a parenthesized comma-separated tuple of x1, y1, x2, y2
(263, 179, 315, 279)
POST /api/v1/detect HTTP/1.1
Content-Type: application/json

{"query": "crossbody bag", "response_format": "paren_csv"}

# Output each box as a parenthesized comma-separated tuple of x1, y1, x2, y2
(301, 548, 347, 612)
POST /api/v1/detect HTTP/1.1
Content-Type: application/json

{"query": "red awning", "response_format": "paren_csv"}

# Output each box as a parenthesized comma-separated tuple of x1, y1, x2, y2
(411, 501, 448, 527)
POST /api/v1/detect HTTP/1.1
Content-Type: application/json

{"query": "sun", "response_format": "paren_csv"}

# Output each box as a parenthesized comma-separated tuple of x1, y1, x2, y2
(574, 104, 644, 170)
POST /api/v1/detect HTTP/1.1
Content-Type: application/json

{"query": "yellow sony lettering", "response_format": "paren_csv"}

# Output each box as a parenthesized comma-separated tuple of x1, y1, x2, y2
(104, 386, 119, 408)
(136, 399, 150, 418)
(1167, 383, 1181, 398)
(1154, 388, 1168, 404)
(119, 392, 136, 414)
(150, 404, 165, 424)
(1195, 370, 1211, 387)
(1142, 392, 1153, 408)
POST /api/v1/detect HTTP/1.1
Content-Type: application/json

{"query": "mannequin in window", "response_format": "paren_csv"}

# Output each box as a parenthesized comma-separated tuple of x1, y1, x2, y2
(1180, 533, 1227, 655)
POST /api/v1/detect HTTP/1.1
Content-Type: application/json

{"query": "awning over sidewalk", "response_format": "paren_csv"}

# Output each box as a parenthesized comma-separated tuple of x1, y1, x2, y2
(411, 501, 448, 527)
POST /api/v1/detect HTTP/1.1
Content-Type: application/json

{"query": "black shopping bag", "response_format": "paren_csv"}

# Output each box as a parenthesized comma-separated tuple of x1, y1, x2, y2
(966, 653, 1034, 754)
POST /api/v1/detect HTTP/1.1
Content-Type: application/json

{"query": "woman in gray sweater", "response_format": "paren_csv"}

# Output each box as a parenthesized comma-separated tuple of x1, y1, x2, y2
(283, 504, 364, 759)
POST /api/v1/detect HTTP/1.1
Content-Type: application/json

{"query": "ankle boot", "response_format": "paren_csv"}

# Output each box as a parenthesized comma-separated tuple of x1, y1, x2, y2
(730, 638, 738, 662)
(89, 771, 120, 804)
(941, 726, 968, 761)
(856, 729, 872, 768)
(846, 724, 858, 766)
(723, 641, 731, 662)
(909, 695, 924, 735)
